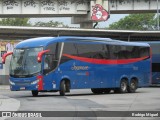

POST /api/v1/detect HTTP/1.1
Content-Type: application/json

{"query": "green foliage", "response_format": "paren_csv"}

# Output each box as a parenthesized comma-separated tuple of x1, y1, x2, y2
(34, 20, 69, 27)
(0, 18, 31, 26)
(0, 18, 68, 28)
(108, 13, 157, 30)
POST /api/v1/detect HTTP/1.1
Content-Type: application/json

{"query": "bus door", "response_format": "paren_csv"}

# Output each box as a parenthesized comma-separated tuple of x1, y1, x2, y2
(43, 42, 61, 90)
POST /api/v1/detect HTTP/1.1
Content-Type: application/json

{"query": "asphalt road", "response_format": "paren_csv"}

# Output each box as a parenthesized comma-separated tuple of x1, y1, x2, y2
(0, 87, 160, 120)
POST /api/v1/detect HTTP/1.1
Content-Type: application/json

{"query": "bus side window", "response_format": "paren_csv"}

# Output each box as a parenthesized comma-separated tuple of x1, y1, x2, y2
(61, 42, 78, 64)
(44, 55, 51, 69)
(105, 45, 110, 59)
(139, 47, 149, 57)
(108, 45, 117, 59)
(76, 43, 106, 59)
(43, 43, 60, 74)
(131, 46, 140, 58)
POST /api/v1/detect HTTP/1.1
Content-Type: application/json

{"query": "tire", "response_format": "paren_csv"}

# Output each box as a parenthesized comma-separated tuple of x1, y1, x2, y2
(127, 79, 138, 93)
(115, 79, 128, 93)
(31, 90, 38, 97)
(59, 80, 66, 96)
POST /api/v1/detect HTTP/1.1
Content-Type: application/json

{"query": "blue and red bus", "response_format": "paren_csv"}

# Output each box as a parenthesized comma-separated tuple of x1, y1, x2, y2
(2, 36, 151, 96)
(146, 42, 160, 85)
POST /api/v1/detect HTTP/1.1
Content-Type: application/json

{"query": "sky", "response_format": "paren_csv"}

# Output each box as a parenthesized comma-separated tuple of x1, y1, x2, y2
(30, 14, 128, 28)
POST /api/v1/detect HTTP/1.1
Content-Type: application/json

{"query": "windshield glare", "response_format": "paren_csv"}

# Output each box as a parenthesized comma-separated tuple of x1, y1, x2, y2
(10, 47, 43, 77)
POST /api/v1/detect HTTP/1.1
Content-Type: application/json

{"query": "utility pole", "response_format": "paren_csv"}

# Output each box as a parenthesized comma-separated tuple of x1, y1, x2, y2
(157, 0, 159, 30)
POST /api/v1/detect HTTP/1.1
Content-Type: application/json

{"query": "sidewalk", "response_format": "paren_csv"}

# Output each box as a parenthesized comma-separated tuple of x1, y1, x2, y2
(0, 86, 20, 119)
(0, 95, 20, 111)
(0, 85, 10, 90)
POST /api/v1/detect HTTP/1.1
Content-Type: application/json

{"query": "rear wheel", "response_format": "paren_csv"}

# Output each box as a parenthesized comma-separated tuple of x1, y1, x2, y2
(114, 79, 128, 93)
(31, 90, 38, 97)
(59, 80, 66, 96)
(127, 79, 138, 93)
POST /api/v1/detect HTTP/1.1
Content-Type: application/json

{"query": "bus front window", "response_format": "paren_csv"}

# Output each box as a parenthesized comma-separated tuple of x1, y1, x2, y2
(10, 47, 43, 77)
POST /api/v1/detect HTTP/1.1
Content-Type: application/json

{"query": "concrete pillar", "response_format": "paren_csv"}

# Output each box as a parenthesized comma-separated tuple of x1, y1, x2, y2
(80, 22, 93, 29)
(71, 14, 93, 28)
(96, 0, 103, 5)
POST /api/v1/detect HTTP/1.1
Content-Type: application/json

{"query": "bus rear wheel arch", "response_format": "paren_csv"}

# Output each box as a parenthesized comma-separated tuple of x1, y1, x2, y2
(115, 79, 128, 93)
(127, 78, 138, 93)
(59, 79, 70, 96)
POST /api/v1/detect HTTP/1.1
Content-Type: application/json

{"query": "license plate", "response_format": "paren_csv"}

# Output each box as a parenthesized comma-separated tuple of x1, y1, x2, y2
(20, 87, 25, 90)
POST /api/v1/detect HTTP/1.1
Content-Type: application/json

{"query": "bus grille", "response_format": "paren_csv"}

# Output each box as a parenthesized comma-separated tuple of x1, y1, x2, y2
(15, 82, 31, 86)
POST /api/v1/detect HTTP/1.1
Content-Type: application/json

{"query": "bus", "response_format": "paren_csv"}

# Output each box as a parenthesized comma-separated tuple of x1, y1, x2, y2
(146, 42, 160, 85)
(2, 36, 151, 96)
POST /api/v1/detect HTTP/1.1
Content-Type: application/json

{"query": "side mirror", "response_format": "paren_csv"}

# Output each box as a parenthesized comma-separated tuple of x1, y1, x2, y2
(37, 50, 50, 63)
(2, 52, 13, 64)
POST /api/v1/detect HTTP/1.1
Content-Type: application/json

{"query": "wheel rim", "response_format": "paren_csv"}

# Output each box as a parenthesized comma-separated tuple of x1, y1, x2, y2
(121, 81, 127, 91)
(130, 82, 136, 90)
(64, 84, 66, 92)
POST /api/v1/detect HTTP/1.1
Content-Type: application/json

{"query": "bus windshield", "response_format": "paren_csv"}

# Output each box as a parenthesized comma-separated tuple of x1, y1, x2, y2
(10, 47, 43, 77)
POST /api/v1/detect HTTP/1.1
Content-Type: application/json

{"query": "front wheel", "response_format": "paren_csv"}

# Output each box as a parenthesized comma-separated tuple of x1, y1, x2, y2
(59, 80, 66, 96)
(31, 90, 38, 97)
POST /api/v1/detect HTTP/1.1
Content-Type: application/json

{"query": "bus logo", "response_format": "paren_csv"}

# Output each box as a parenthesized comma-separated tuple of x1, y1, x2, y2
(71, 63, 89, 71)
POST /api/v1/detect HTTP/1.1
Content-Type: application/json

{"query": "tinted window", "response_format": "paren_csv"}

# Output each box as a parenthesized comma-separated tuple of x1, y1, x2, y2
(63, 43, 77, 55)
(152, 63, 160, 72)
(76, 43, 108, 59)
(61, 43, 78, 64)
(108, 45, 118, 59)
(44, 43, 60, 74)
(139, 47, 150, 57)
(109, 45, 150, 59)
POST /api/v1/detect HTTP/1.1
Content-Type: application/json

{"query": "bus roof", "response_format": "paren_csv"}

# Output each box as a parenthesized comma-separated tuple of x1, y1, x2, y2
(15, 36, 150, 49)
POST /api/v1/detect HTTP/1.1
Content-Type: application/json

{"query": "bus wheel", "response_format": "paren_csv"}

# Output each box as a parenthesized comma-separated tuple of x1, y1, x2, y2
(127, 79, 137, 93)
(115, 79, 128, 93)
(59, 80, 66, 96)
(31, 90, 38, 97)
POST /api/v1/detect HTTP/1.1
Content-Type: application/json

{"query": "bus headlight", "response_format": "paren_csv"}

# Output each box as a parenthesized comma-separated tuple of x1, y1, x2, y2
(31, 79, 40, 85)
(9, 80, 15, 85)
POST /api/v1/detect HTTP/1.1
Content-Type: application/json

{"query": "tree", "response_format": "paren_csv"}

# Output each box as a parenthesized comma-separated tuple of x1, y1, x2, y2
(0, 18, 31, 26)
(34, 20, 69, 27)
(108, 13, 157, 30)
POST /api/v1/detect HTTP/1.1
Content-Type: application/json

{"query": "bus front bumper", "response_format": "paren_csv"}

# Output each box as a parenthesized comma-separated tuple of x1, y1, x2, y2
(10, 84, 38, 91)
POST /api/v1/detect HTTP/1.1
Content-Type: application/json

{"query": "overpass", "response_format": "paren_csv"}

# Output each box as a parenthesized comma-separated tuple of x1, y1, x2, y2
(0, 26, 160, 41)
(0, 0, 159, 28)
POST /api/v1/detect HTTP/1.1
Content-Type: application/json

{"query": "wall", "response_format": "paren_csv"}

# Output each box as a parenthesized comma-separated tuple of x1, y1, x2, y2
(0, 40, 20, 85)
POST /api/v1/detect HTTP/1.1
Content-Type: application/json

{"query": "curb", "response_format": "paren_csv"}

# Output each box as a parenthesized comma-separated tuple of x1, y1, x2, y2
(0, 95, 20, 120)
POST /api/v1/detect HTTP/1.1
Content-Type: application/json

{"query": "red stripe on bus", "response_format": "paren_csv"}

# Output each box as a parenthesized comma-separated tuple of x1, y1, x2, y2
(63, 54, 149, 65)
